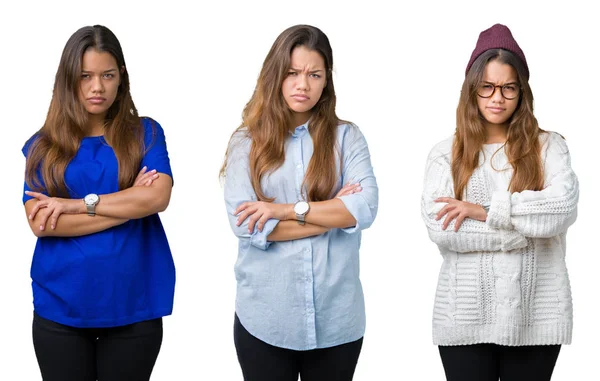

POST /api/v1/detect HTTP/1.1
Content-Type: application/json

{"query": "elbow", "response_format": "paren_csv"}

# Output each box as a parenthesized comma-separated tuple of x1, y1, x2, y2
(156, 197, 170, 213)
(28, 221, 46, 238)
(150, 193, 171, 214)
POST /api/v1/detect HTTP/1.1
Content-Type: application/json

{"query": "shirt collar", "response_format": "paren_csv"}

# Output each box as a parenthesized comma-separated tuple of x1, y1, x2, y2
(290, 120, 310, 137)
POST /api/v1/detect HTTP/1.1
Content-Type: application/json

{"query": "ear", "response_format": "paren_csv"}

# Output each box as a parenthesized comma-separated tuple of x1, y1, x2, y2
(120, 65, 125, 74)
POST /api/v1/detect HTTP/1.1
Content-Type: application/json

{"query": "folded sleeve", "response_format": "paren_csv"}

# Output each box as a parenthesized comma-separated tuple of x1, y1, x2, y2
(223, 131, 279, 250)
(336, 125, 379, 234)
(486, 132, 578, 238)
(422, 139, 528, 253)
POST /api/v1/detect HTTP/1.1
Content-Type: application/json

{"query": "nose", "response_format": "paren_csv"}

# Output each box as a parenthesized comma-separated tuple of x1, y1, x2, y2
(91, 76, 105, 93)
(490, 86, 504, 103)
(296, 74, 309, 91)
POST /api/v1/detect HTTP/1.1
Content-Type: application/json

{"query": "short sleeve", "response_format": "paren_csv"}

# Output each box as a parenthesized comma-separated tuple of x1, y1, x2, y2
(22, 134, 46, 204)
(140, 118, 173, 183)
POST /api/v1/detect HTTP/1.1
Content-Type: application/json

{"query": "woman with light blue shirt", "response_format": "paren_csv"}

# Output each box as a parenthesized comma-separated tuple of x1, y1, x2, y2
(221, 24, 378, 381)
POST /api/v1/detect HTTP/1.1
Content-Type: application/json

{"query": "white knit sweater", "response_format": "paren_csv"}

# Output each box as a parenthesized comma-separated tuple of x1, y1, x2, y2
(422, 132, 578, 346)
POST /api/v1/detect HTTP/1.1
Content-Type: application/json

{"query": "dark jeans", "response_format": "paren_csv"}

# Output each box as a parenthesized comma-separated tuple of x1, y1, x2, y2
(32, 312, 163, 381)
(234, 314, 363, 381)
(439, 343, 561, 381)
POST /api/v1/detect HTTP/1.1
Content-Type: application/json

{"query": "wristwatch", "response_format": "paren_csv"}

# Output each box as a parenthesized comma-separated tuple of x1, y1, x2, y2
(293, 201, 310, 225)
(481, 202, 490, 213)
(83, 193, 100, 216)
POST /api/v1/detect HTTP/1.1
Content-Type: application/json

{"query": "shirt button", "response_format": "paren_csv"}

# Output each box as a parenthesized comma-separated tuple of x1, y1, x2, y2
(296, 164, 302, 169)
(307, 308, 314, 314)
(305, 276, 311, 283)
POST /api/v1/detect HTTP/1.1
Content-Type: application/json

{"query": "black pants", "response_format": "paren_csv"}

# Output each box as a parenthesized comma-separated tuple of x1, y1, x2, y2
(32, 312, 163, 381)
(439, 343, 561, 381)
(234, 314, 363, 381)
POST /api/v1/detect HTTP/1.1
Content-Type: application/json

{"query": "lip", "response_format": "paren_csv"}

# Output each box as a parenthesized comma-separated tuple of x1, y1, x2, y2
(87, 97, 107, 104)
(291, 94, 309, 101)
(486, 107, 505, 113)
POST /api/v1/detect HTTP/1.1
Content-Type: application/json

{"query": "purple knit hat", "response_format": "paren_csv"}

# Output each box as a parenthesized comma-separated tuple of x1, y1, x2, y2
(465, 24, 529, 78)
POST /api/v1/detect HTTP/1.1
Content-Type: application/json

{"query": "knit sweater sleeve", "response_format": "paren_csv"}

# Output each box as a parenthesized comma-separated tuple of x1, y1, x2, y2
(422, 139, 528, 253)
(486, 132, 578, 238)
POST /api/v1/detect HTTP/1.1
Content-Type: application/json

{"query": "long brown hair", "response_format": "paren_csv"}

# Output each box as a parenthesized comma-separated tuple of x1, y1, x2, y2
(25, 25, 144, 197)
(221, 25, 341, 202)
(452, 49, 544, 200)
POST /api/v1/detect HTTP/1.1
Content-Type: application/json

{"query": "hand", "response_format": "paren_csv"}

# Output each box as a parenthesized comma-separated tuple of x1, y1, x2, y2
(435, 197, 487, 232)
(134, 166, 159, 187)
(335, 183, 362, 198)
(235, 201, 291, 233)
(25, 191, 84, 231)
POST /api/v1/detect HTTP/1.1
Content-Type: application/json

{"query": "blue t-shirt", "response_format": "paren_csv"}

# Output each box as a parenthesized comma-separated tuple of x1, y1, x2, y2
(22, 117, 175, 328)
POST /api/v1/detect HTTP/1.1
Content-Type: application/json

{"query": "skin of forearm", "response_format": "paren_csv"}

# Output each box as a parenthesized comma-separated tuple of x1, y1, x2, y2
(27, 212, 128, 238)
(94, 175, 172, 219)
(267, 220, 329, 241)
(283, 198, 356, 228)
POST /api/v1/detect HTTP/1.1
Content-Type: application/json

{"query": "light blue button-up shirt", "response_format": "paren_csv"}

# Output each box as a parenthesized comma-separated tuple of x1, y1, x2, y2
(224, 122, 378, 350)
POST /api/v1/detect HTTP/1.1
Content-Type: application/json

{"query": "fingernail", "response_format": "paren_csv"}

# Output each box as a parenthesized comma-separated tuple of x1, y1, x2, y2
(40, 225, 44, 231)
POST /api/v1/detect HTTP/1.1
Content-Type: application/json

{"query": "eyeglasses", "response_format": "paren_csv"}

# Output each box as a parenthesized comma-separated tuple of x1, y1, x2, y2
(476, 82, 521, 100)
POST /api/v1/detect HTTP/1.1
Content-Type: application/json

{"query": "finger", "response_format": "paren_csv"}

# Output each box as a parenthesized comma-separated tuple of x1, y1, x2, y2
(454, 213, 466, 232)
(135, 169, 157, 186)
(145, 173, 159, 186)
(442, 210, 460, 230)
(137, 166, 148, 176)
(435, 197, 454, 203)
(38, 208, 53, 231)
(436, 204, 454, 221)
(256, 214, 270, 232)
(50, 209, 62, 230)
(235, 202, 251, 216)
(25, 191, 49, 201)
(247, 211, 263, 233)
(236, 206, 257, 226)
(29, 201, 47, 220)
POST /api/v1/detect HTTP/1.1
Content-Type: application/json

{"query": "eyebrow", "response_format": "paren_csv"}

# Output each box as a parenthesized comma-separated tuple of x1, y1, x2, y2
(81, 68, 118, 73)
(482, 80, 519, 85)
(289, 68, 324, 73)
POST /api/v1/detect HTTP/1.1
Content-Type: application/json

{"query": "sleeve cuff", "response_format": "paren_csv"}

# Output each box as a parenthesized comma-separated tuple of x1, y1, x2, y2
(487, 190, 513, 230)
(337, 194, 374, 234)
(500, 229, 528, 252)
(249, 218, 280, 250)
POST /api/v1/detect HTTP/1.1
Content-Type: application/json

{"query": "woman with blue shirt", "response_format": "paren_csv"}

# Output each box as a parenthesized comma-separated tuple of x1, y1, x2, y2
(221, 24, 378, 381)
(22, 25, 174, 381)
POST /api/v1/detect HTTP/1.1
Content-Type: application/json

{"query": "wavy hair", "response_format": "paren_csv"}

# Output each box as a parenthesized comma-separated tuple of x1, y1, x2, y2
(25, 25, 144, 197)
(452, 49, 544, 200)
(221, 24, 342, 202)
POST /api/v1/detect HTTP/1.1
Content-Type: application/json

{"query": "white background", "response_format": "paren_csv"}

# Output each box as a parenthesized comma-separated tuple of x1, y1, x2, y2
(1, 1, 598, 379)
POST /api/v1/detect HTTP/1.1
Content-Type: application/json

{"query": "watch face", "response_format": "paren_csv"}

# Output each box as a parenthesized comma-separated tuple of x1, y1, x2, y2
(294, 201, 309, 215)
(84, 194, 99, 205)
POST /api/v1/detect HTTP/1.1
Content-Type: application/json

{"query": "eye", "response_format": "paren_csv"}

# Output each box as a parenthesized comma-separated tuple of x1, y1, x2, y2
(480, 84, 493, 90)
(103, 73, 115, 79)
(310, 73, 321, 79)
(503, 85, 517, 91)
(287, 71, 297, 76)
(81, 74, 91, 80)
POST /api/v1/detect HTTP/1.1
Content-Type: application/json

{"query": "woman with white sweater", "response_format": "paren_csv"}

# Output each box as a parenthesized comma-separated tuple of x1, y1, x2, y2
(421, 24, 578, 381)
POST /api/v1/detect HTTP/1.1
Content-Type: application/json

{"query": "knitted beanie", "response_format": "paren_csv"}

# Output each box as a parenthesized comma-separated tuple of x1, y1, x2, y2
(465, 24, 529, 78)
